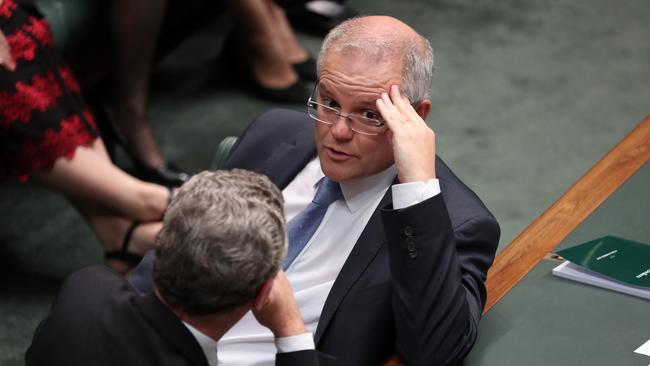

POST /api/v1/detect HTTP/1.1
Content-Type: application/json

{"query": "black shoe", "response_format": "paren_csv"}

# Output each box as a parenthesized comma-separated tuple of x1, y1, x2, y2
(135, 162, 190, 188)
(90, 99, 190, 187)
(293, 57, 318, 81)
(247, 77, 311, 104)
(105, 221, 144, 275)
(221, 29, 312, 104)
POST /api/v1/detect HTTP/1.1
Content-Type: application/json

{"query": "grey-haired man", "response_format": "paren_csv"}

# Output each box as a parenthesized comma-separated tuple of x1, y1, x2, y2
(26, 170, 334, 366)
(131, 15, 499, 366)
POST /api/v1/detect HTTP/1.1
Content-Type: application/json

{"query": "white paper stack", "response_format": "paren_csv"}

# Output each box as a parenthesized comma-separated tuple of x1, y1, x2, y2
(552, 261, 650, 300)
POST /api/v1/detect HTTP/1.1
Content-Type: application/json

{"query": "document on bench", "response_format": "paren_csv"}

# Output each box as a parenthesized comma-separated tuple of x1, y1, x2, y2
(552, 235, 650, 300)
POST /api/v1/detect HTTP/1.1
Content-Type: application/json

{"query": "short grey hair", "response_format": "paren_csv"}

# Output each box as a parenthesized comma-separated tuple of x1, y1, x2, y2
(154, 169, 286, 316)
(317, 16, 435, 101)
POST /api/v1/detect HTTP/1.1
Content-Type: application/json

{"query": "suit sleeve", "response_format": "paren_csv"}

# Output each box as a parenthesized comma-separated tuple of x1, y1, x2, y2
(25, 266, 127, 365)
(275, 350, 337, 366)
(381, 193, 499, 366)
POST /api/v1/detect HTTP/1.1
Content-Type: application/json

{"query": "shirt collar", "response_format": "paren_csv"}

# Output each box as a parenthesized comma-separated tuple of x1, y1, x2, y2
(182, 321, 219, 366)
(339, 165, 397, 213)
(310, 160, 396, 213)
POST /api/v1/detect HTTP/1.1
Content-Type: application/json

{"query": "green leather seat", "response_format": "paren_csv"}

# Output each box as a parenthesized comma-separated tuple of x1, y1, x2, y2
(210, 136, 238, 170)
(34, 0, 105, 49)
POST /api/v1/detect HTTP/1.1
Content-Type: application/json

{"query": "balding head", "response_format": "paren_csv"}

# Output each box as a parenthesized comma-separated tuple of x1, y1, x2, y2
(317, 16, 434, 101)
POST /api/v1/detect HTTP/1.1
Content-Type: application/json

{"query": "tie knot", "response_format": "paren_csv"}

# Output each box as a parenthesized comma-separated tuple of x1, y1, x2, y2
(313, 177, 342, 206)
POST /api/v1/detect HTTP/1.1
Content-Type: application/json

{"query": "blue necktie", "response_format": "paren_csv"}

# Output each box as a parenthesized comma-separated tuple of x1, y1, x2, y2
(284, 177, 342, 269)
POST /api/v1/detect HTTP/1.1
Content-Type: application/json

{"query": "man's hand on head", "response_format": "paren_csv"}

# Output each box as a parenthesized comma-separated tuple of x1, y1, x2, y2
(376, 85, 436, 183)
(252, 271, 307, 338)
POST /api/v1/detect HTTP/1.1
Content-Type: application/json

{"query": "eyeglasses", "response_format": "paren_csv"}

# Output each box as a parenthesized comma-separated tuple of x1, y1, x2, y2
(306, 82, 388, 136)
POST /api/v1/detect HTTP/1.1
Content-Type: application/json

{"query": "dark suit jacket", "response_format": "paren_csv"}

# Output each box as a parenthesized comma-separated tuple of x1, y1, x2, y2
(26, 265, 332, 366)
(224, 109, 500, 366)
(129, 108, 500, 366)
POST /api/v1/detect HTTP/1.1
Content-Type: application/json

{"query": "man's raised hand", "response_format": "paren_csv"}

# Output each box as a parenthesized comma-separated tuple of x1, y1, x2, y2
(376, 85, 436, 183)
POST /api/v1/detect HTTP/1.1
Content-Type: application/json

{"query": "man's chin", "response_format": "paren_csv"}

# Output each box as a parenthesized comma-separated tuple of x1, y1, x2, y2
(320, 159, 352, 183)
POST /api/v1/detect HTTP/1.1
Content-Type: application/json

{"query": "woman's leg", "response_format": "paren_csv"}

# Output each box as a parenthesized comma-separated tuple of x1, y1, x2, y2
(109, 0, 167, 169)
(32, 138, 170, 222)
(225, 0, 299, 89)
(266, 0, 310, 64)
(71, 199, 162, 274)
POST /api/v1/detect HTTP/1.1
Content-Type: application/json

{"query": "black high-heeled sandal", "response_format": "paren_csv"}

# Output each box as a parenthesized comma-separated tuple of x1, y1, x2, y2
(105, 221, 144, 275)
(90, 97, 190, 187)
(135, 162, 190, 188)
(245, 75, 311, 104)
(292, 56, 318, 81)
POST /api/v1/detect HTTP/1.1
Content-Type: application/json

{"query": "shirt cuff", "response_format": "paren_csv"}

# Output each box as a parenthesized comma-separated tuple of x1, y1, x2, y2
(275, 333, 315, 353)
(391, 179, 441, 209)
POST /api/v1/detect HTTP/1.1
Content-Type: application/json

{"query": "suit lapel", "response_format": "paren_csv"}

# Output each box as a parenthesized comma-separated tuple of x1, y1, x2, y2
(134, 294, 209, 366)
(314, 187, 394, 344)
(256, 126, 316, 189)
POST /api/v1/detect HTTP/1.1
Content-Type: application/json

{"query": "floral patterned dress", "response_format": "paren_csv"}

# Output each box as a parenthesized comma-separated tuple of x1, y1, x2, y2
(0, 0, 98, 181)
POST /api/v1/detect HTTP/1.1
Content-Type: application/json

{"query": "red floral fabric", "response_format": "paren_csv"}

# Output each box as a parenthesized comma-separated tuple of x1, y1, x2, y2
(0, 0, 17, 18)
(14, 109, 96, 181)
(1, 70, 62, 126)
(0, 0, 98, 181)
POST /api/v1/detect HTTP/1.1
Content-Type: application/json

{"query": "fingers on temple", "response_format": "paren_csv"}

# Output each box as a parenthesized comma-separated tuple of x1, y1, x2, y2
(389, 85, 407, 109)
(376, 94, 402, 131)
(377, 85, 428, 131)
(390, 86, 427, 126)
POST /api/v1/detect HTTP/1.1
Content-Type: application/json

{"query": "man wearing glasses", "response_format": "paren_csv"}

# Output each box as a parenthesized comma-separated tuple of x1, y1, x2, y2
(216, 15, 500, 366)
(130, 15, 499, 366)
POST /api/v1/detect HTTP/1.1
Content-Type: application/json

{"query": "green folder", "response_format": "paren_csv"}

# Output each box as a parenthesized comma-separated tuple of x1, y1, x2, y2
(556, 235, 650, 288)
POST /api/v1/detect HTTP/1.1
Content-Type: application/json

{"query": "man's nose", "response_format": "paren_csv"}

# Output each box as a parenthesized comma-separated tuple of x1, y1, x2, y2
(330, 115, 354, 139)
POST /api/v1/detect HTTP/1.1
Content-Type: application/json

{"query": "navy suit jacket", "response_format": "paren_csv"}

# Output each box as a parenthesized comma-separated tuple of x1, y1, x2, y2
(26, 265, 330, 366)
(224, 109, 500, 366)
(129, 108, 499, 366)
(27, 266, 211, 366)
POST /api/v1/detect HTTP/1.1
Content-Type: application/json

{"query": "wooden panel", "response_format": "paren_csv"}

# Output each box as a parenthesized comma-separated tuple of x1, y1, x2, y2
(483, 115, 650, 314)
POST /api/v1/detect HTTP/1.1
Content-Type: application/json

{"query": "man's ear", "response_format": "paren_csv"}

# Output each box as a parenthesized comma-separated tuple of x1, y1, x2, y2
(415, 99, 432, 121)
(252, 277, 275, 311)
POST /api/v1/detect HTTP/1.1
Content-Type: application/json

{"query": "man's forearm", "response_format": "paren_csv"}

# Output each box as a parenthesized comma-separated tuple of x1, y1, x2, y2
(382, 194, 498, 365)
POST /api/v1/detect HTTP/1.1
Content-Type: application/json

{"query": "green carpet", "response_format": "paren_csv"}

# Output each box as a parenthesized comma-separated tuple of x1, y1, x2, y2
(1, 1, 649, 364)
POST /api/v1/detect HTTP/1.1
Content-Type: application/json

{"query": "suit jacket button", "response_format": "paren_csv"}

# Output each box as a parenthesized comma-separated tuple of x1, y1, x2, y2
(407, 242, 416, 252)
(404, 226, 413, 236)
(408, 250, 418, 259)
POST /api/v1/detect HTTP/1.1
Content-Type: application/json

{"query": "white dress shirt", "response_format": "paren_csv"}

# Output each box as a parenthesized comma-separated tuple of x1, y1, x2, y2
(183, 321, 219, 366)
(184, 321, 314, 365)
(217, 159, 440, 366)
